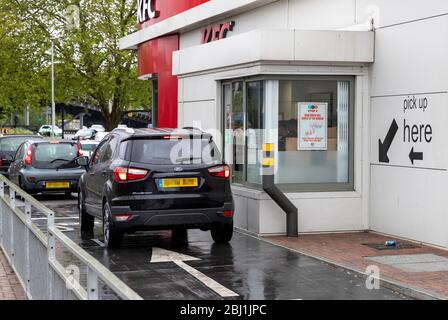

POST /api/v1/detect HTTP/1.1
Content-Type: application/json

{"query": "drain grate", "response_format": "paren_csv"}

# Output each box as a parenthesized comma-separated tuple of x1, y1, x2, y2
(362, 242, 420, 250)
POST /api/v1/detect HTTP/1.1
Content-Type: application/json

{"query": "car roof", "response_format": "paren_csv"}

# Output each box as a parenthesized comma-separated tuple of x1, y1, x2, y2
(32, 139, 77, 144)
(113, 127, 211, 139)
(0, 135, 41, 139)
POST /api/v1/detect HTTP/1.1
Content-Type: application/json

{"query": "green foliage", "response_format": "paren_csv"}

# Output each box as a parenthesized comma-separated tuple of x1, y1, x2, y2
(4, 128, 34, 135)
(0, 0, 150, 130)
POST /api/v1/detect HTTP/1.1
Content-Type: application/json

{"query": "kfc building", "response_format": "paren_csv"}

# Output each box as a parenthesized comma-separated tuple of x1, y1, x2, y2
(121, 0, 448, 249)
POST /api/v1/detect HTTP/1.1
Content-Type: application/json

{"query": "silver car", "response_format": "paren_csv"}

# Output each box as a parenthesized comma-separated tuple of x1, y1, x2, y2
(8, 139, 86, 196)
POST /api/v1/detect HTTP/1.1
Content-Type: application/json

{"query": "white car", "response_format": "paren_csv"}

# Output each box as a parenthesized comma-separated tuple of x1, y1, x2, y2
(73, 127, 96, 140)
(79, 140, 99, 158)
(94, 131, 109, 142)
(90, 124, 106, 132)
(38, 125, 62, 137)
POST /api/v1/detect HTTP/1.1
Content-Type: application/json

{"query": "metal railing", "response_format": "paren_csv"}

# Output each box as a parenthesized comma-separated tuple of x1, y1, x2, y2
(0, 174, 142, 300)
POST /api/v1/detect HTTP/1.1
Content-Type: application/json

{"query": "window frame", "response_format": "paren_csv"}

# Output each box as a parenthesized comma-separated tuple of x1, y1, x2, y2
(222, 79, 265, 190)
(221, 75, 355, 193)
(90, 138, 110, 167)
(100, 135, 118, 163)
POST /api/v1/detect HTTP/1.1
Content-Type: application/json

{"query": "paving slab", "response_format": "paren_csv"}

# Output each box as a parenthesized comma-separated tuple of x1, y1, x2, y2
(0, 248, 27, 300)
(366, 254, 448, 273)
(267, 232, 448, 299)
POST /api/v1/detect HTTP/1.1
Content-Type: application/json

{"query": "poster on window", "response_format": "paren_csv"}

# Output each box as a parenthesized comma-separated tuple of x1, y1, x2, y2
(297, 102, 328, 150)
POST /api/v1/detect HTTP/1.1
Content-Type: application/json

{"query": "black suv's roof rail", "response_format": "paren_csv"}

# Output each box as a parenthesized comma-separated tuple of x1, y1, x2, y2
(182, 126, 206, 132)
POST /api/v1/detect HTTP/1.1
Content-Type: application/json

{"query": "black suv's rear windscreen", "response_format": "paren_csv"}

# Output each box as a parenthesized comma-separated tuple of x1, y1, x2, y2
(32, 142, 79, 169)
(130, 138, 222, 165)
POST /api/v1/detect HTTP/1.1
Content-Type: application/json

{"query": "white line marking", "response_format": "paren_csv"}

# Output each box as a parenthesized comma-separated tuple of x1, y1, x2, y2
(92, 239, 105, 247)
(174, 261, 239, 298)
(150, 247, 238, 298)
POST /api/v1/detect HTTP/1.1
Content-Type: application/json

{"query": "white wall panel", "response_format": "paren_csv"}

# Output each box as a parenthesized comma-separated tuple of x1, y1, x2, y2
(180, 100, 217, 131)
(370, 165, 448, 247)
(289, 0, 356, 30)
(356, 0, 448, 28)
(181, 74, 218, 102)
(258, 197, 363, 234)
(370, 15, 448, 96)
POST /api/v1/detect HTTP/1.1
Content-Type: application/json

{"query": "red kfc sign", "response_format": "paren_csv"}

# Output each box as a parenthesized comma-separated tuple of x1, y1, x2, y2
(201, 21, 235, 44)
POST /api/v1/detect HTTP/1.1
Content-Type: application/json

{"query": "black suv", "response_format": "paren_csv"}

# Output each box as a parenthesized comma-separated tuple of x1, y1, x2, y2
(77, 127, 234, 248)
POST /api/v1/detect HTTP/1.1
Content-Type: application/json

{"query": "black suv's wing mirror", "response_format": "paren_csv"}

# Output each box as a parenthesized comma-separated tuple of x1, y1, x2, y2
(76, 156, 89, 168)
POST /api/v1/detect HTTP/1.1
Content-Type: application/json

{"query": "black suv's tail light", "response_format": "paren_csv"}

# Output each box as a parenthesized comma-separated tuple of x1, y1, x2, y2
(113, 167, 148, 182)
(223, 210, 233, 218)
(208, 165, 230, 179)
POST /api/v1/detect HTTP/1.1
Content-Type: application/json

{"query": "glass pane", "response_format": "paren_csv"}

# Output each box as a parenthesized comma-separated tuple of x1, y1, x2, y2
(231, 82, 245, 183)
(246, 81, 264, 184)
(33, 143, 79, 169)
(0, 137, 31, 152)
(276, 80, 350, 184)
(224, 84, 232, 166)
(130, 138, 221, 165)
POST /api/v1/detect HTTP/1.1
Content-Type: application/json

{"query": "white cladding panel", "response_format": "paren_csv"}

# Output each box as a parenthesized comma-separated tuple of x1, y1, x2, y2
(370, 165, 448, 248)
(174, 30, 373, 75)
(356, 0, 448, 28)
(370, 15, 448, 96)
(259, 197, 363, 234)
(180, 100, 217, 131)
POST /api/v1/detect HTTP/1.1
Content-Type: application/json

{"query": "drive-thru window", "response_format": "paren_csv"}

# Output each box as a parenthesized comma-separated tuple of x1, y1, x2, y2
(222, 77, 355, 192)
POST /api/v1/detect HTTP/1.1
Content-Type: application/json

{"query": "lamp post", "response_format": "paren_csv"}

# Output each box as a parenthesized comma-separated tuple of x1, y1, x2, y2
(51, 38, 56, 138)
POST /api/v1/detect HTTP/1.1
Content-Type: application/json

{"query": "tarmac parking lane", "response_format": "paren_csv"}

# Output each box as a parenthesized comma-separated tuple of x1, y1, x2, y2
(30, 194, 410, 300)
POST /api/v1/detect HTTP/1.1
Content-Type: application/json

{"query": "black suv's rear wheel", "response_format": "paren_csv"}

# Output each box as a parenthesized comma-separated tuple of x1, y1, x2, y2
(211, 222, 233, 244)
(78, 190, 94, 239)
(103, 202, 123, 249)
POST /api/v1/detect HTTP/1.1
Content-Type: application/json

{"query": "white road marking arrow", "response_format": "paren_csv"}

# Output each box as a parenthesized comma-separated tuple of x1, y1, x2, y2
(150, 247, 239, 298)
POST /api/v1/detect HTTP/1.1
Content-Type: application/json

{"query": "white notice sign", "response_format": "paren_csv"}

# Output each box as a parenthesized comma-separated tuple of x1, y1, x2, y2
(298, 102, 328, 150)
(371, 93, 448, 170)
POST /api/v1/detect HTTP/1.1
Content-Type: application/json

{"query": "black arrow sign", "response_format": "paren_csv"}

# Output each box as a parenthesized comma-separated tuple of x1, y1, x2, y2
(379, 119, 399, 163)
(409, 147, 423, 165)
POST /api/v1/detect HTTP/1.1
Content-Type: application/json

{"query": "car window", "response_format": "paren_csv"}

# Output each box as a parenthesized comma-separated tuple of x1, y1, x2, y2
(0, 137, 32, 152)
(100, 136, 118, 163)
(80, 143, 98, 152)
(118, 141, 129, 160)
(32, 143, 79, 169)
(91, 139, 109, 166)
(130, 137, 222, 165)
(15, 144, 25, 161)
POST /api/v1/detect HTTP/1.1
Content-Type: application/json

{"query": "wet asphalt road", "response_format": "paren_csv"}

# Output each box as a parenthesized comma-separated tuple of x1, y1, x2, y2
(29, 193, 409, 300)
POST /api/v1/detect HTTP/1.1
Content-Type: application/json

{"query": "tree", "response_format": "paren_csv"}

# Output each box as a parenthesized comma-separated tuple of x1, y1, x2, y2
(0, 3, 49, 124)
(2, 0, 149, 130)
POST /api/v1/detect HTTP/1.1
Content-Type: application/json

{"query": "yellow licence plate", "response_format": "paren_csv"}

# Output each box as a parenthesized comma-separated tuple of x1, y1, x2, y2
(161, 178, 198, 188)
(45, 181, 70, 189)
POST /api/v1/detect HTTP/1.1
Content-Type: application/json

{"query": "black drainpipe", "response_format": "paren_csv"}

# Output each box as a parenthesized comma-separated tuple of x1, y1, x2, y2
(262, 144, 298, 237)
